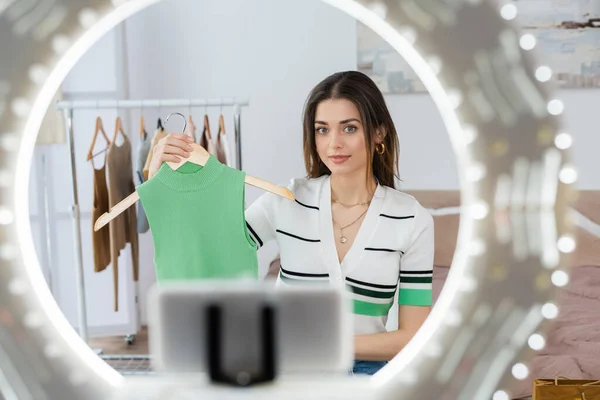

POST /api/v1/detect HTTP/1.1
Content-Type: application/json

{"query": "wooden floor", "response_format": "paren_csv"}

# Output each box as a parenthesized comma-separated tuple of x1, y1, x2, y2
(88, 326, 150, 355)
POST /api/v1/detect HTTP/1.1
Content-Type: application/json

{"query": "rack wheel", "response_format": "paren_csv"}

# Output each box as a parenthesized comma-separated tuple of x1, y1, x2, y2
(125, 334, 136, 345)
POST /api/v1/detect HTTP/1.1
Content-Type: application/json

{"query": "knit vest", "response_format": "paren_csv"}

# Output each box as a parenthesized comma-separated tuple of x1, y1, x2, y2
(137, 156, 258, 281)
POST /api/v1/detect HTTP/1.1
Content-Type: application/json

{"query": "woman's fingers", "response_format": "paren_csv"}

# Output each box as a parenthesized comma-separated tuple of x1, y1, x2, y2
(148, 133, 193, 179)
(161, 144, 191, 158)
(159, 154, 181, 163)
(164, 134, 193, 148)
(168, 133, 194, 143)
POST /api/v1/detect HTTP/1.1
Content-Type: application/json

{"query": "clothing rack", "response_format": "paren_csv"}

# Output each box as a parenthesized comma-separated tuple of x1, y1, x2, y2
(55, 97, 249, 344)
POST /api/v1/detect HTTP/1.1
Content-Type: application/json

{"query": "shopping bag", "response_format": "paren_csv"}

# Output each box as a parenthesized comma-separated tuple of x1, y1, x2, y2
(532, 376, 600, 400)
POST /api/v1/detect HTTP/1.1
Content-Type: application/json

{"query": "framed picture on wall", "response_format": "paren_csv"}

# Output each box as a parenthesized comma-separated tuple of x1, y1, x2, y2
(357, 0, 600, 94)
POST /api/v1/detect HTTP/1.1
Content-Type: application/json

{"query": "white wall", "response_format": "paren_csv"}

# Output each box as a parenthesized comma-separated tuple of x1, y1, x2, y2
(31, 0, 600, 333)
(392, 89, 600, 191)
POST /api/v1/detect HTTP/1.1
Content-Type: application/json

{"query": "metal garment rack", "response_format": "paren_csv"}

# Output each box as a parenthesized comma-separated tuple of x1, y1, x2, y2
(55, 97, 248, 344)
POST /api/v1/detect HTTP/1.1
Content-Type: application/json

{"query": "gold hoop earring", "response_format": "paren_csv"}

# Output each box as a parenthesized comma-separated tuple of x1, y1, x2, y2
(375, 142, 386, 155)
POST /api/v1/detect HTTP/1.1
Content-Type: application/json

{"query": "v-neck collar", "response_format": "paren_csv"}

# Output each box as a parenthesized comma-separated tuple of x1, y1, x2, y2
(318, 175, 386, 278)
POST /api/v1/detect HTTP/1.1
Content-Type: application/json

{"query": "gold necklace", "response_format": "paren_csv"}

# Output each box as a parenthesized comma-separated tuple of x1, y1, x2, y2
(332, 209, 368, 244)
(332, 197, 371, 208)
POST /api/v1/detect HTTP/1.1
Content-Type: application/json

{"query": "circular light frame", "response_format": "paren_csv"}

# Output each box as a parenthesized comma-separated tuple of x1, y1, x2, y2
(0, 0, 574, 399)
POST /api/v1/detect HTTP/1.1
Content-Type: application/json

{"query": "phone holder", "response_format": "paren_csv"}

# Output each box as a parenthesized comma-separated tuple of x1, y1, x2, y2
(148, 280, 352, 386)
(206, 303, 276, 386)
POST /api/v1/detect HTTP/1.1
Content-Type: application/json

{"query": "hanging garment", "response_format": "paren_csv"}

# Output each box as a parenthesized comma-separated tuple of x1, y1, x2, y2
(198, 115, 217, 155)
(91, 159, 111, 273)
(106, 135, 140, 311)
(185, 115, 197, 142)
(142, 120, 167, 181)
(215, 116, 232, 167)
(136, 155, 258, 282)
(136, 128, 151, 233)
(215, 132, 229, 166)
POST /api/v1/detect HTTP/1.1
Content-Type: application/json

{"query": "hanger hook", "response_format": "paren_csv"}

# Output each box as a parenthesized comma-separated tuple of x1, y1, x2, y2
(164, 112, 187, 133)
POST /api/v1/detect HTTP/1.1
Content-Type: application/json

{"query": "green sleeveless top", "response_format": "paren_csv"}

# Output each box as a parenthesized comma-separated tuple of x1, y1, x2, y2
(137, 156, 258, 281)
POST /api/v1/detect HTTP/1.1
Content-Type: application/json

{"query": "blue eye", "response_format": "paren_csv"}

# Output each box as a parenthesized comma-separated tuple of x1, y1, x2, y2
(344, 125, 357, 133)
(315, 127, 328, 134)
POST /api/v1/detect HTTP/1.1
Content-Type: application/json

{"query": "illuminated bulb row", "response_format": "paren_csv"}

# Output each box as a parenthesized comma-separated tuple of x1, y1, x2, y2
(509, 303, 556, 400)
(0, 0, 102, 382)
(503, 0, 563, 121)
(493, 332, 548, 399)
(501, 303, 556, 387)
(497, 309, 554, 394)
(490, 5, 567, 400)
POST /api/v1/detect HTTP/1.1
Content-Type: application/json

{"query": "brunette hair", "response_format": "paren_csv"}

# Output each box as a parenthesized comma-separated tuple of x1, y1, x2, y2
(302, 71, 399, 189)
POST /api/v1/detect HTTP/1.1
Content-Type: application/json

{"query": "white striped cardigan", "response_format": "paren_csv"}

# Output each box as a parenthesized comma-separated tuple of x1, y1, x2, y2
(245, 175, 434, 335)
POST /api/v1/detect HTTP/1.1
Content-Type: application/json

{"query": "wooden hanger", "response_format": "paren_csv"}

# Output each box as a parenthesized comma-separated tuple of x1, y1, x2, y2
(218, 114, 226, 138)
(186, 114, 196, 140)
(87, 117, 111, 161)
(203, 114, 212, 140)
(93, 143, 294, 231)
(113, 116, 127, 142)
(139, 115, 145, 139)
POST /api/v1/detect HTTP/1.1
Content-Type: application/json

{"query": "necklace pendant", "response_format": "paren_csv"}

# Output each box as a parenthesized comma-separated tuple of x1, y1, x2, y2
(340, 236, 348, 244)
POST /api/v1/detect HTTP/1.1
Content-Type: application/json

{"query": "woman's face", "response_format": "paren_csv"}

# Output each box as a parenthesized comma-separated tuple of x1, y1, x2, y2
(314, 98, 369, 178)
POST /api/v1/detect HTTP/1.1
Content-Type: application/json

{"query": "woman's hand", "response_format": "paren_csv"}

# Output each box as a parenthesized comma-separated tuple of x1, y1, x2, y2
(148, 134, 194, 179)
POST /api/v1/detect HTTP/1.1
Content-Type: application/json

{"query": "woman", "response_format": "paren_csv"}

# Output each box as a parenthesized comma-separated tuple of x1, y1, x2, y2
(149, 71, 434, 376)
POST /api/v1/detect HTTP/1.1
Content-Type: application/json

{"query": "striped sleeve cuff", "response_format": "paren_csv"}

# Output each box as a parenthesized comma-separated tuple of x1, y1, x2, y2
(398, 269, 433, 306)
(245, 221, 263, 249)
(398, 288, 432, 306)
